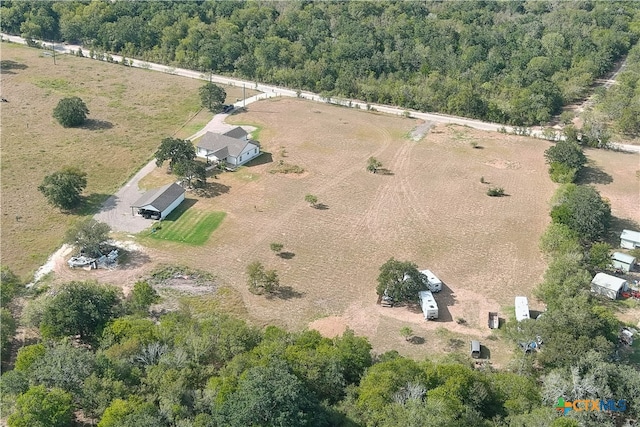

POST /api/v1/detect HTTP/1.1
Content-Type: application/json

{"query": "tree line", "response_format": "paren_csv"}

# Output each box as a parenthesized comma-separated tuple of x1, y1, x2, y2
(2, 1, 640, 125)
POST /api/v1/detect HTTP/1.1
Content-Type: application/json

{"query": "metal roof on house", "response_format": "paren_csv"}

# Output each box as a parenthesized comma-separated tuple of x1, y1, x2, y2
(591, 273, 628, 292)
(131, 182, 185, 212)
(621, 229, 640, 243)
(223, 127, 249, 139)
(197, 132, 251, 158)
(612, 252, 637, 265)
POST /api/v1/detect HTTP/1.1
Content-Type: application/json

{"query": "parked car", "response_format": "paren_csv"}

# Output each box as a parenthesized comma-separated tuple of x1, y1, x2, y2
(222, 104, 234, 113)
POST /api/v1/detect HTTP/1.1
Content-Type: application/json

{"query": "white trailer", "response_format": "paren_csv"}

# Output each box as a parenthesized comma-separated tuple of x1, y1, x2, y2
(419, 290, 439, 320)
(420, 269, 443, 292)
(515, 296, 530, 322)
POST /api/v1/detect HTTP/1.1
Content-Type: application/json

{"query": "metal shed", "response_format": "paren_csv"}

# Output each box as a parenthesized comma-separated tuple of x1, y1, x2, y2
(591, 273, 628, 300)
(131, 182, 185, 220)
(621, 229, 640, 250)
(471, 340, 481, 358)
(612, 252, 637, 273)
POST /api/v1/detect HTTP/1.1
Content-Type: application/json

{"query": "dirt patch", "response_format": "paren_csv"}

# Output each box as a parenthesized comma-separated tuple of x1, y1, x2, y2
(309, 316, 348, 338)
(409, 120, 434, 141)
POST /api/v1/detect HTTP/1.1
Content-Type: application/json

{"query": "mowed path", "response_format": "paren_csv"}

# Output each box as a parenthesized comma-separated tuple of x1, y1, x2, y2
(149, 98, 556, 342)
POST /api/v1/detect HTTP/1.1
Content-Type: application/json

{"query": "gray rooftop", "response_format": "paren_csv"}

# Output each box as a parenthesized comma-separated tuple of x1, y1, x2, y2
(591, 272, 627, 291)
(131, 182, 185, 212)
(223, 127, 249, 139)
(621, 229, 640, 243)
(612, 252, 637, 264)
(197, 132, 250, 158)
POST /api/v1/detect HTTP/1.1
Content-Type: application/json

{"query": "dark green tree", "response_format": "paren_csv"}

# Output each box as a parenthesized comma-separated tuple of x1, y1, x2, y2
(38, 167, 87, 210)
(199, 82, 226, 113)
(125, 280, 160, 315)
(30, 341, 95, 396)
(1, 266, 21, 305)
(1, 308, 16, 361)
(217, 360, 326, 427)
(544, 140, 587, 171)
(52, 96, 89, 127)
(173, 159, 206, 188)
(376, 258, 427, 303)
(550, 185, 611, 243)
(587, 242, 613, 272)
(7, 385, 73, 427)
(40, 281, 121, 344)
(80, 374, 128, 420)
(154, 137, 196, 170)
(65, 219, 111, 257)
(246, 261, 280, 295)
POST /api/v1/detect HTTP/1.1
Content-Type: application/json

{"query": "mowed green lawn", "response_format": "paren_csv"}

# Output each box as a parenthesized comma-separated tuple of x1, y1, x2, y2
(146, 203, 225, 245)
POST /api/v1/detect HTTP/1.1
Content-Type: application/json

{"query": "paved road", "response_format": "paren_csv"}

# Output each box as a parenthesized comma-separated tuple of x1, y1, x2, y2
(3, 32, 639, 154)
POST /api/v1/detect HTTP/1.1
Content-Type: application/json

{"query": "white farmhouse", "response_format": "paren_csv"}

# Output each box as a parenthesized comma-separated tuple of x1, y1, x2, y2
(196, 128, 260, 168)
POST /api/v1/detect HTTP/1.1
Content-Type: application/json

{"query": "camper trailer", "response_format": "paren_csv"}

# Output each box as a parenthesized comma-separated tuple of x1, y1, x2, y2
(420, 269, 443, 292)
(515, 296, 530, 322)
(418, 290, 439, 320)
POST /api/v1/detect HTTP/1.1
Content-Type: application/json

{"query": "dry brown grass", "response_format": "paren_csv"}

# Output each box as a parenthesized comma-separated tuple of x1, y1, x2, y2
(112, 97, 556, 362)
(0, 42, 256, 279)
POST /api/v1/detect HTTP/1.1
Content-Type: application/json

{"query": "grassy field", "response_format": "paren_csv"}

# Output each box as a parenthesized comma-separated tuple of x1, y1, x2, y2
(143, 203, 225, 245)
(118, 97, 557, 364)
(26, 62, 638, 362)
(0, 42, 256, 279)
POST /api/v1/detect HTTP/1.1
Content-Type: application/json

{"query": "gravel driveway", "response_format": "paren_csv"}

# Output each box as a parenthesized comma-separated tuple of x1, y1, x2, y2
(93, 106, 258, 233)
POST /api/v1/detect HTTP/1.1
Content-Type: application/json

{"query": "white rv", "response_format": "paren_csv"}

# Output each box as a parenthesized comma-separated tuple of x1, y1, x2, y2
(515, 296, 530, 322)
(419, 290, 439, 320)
(420, 269, 443, 292)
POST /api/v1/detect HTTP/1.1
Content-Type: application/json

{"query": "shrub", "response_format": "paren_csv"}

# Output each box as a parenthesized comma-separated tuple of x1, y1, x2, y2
(548, 161, 577, 183)
(487, 187, 505, 197)
(52, 97, 89, 127)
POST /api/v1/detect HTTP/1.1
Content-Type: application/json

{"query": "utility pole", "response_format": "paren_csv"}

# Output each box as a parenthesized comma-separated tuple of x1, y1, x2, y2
(243, 83, 246, 108)
(52, 40, 56, 65)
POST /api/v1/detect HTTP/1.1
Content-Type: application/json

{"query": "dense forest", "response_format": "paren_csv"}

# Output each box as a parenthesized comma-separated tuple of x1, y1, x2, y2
(2, 0, 640, 125)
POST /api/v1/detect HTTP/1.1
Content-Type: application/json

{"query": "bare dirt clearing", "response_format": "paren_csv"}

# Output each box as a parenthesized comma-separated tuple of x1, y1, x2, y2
(126, 97, 557, 360)
(0, 43, 254, 279)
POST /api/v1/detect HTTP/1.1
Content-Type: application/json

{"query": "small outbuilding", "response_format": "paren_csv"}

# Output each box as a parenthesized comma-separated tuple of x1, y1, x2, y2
(515, 296, 530, 322)
(591, 273, 628, 300)
(471, 340, 481, 358)
(620, 229, 640, 250)
(131, 182, 185, 220)
(612, 252, 637, 273)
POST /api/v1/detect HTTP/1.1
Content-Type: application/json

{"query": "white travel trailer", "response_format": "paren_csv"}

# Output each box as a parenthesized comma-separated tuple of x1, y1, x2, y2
(420, 269, 443, 292)
(419, 290, 439, 320)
